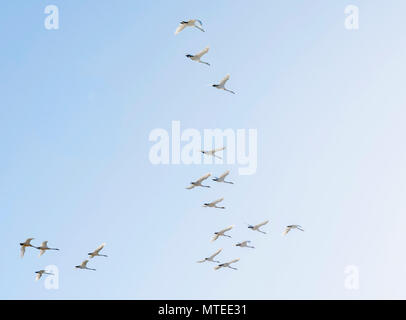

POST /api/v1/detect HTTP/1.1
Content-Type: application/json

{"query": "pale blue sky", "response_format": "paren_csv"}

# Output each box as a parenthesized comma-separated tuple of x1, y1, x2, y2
(1, 0, 406, 299)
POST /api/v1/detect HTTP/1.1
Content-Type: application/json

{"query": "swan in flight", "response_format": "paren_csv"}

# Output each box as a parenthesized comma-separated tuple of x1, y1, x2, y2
(203, 197, 225, 209)
(283, 225, 304, 235)
(88, 243, 108, 259)
(20, 238, 37, 258)
(236, 241, 255, 249)
(214, 258, 240, 271)
(38, 241, 60, 257)
(186, 47, 210, 66)
(212, 170, 233, 184)
(75, 260, 96, 271)
(248, 220, 269, 234)
(201, 147, 225, 159)
(35, 270, 54, 281)
(211, 225, 233, 242)
(186, 173, 211, 189)
(197, 248, 222, 263)
(175, 19, 204, 35)
(212, 74, 235, 94)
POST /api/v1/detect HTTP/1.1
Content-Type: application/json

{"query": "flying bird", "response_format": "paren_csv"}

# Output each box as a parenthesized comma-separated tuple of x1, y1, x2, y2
(75, 260, 96, 271)
(283, 225, 304, 235)
(212, 226, 233, 242)
(212, 74, 235, 94)
(38, 241, 60, 257)
(20, 238, 37, 258)
(201, 147, 225, 159)
(175, 19, 204, 35)
(214, 258, 240, 271)
(197, 248, 222, 263)
(35, 270, 54, 281)
(212, 170, 233, 184)
(203, 197, 225, 209)
(248, 220, 269, 234)
(88, 243, 108, 259)
(236, 241, 255, 249)
(186, 46, 210, 66)
(186, 173, 211, 189)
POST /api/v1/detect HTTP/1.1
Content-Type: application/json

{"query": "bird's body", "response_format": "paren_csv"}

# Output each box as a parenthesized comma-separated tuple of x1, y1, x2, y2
(175, 19, 204, 35)
(214, 258, 240, 271)
(197, 248, 222, 263)
(35, 270, 53, 281)
(203, 197, 225, 209)
(38, 241, 60, 257)
(186, 173, 211, 189)
(201, 147, 225, 160)
(212, 74, 235, 94)
(212, 226, 233, 242)
(19, 238, 37, 258)
(186, 47, 210, 66)
(248, 220, 269, 234)
(283, 225, 304, 235)
(236, 241, 255, 249)
(88, 243, 108, 259)
(75, 260, 96, 271)
(212, 170, 233, 184)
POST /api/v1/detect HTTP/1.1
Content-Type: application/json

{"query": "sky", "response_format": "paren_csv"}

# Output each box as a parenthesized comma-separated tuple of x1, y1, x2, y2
(1, 0, 406, 299)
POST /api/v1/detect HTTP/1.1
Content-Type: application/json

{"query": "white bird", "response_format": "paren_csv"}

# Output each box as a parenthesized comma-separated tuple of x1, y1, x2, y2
(283, 225, 304, 235)
(38, 241, 60, 257)
(248, 220, 269, 234)
(75, 260, 96, 271)
(211, 225, 233, 242)
(88, 243, 108, 259)
(186, 173, 211, 189)
(214, 258, 240, 271)
(203, 197, 225, 209)
(35, 270, 54, 281)
(186, 46, 210, 66)
(175, 19, 205, 35)
(201, 147, 225, 159)
(236, 241, 255, 249)
(212, 170, 233, 184)
(19, 238, 37, 258)
(197, 248, 222, 263)
(212, 74, 235, 94)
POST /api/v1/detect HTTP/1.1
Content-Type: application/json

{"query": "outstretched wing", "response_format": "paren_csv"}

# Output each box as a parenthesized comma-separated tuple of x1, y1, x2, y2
(283, 227, 291, 236)
(209, 248, 222, 259)
(195, 47, 209, 59)
(196, 259, 206, 263)
(175, 23, 187, 35)
(229, 258, 240, 265)
(219, 225, 233, 234)
(213, 147, 225, 153)
(211, 197, 224, 205)
(211, 234, 220, 242)
(218, 170, 230, 180)
(219, 74, 230, 86)
(20, 246, 26, 258)
(81, 260, 89, 268)
(214, 265, 222, 270)
(41, 241, 48, 247)
(196, 173, 211, 184)
(186, 184, 195, 190)
(255, 220, 269, 229)
(94, 243, 105, 254)
(35, 273, 42, 281)
(39, 249, 46, 257)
